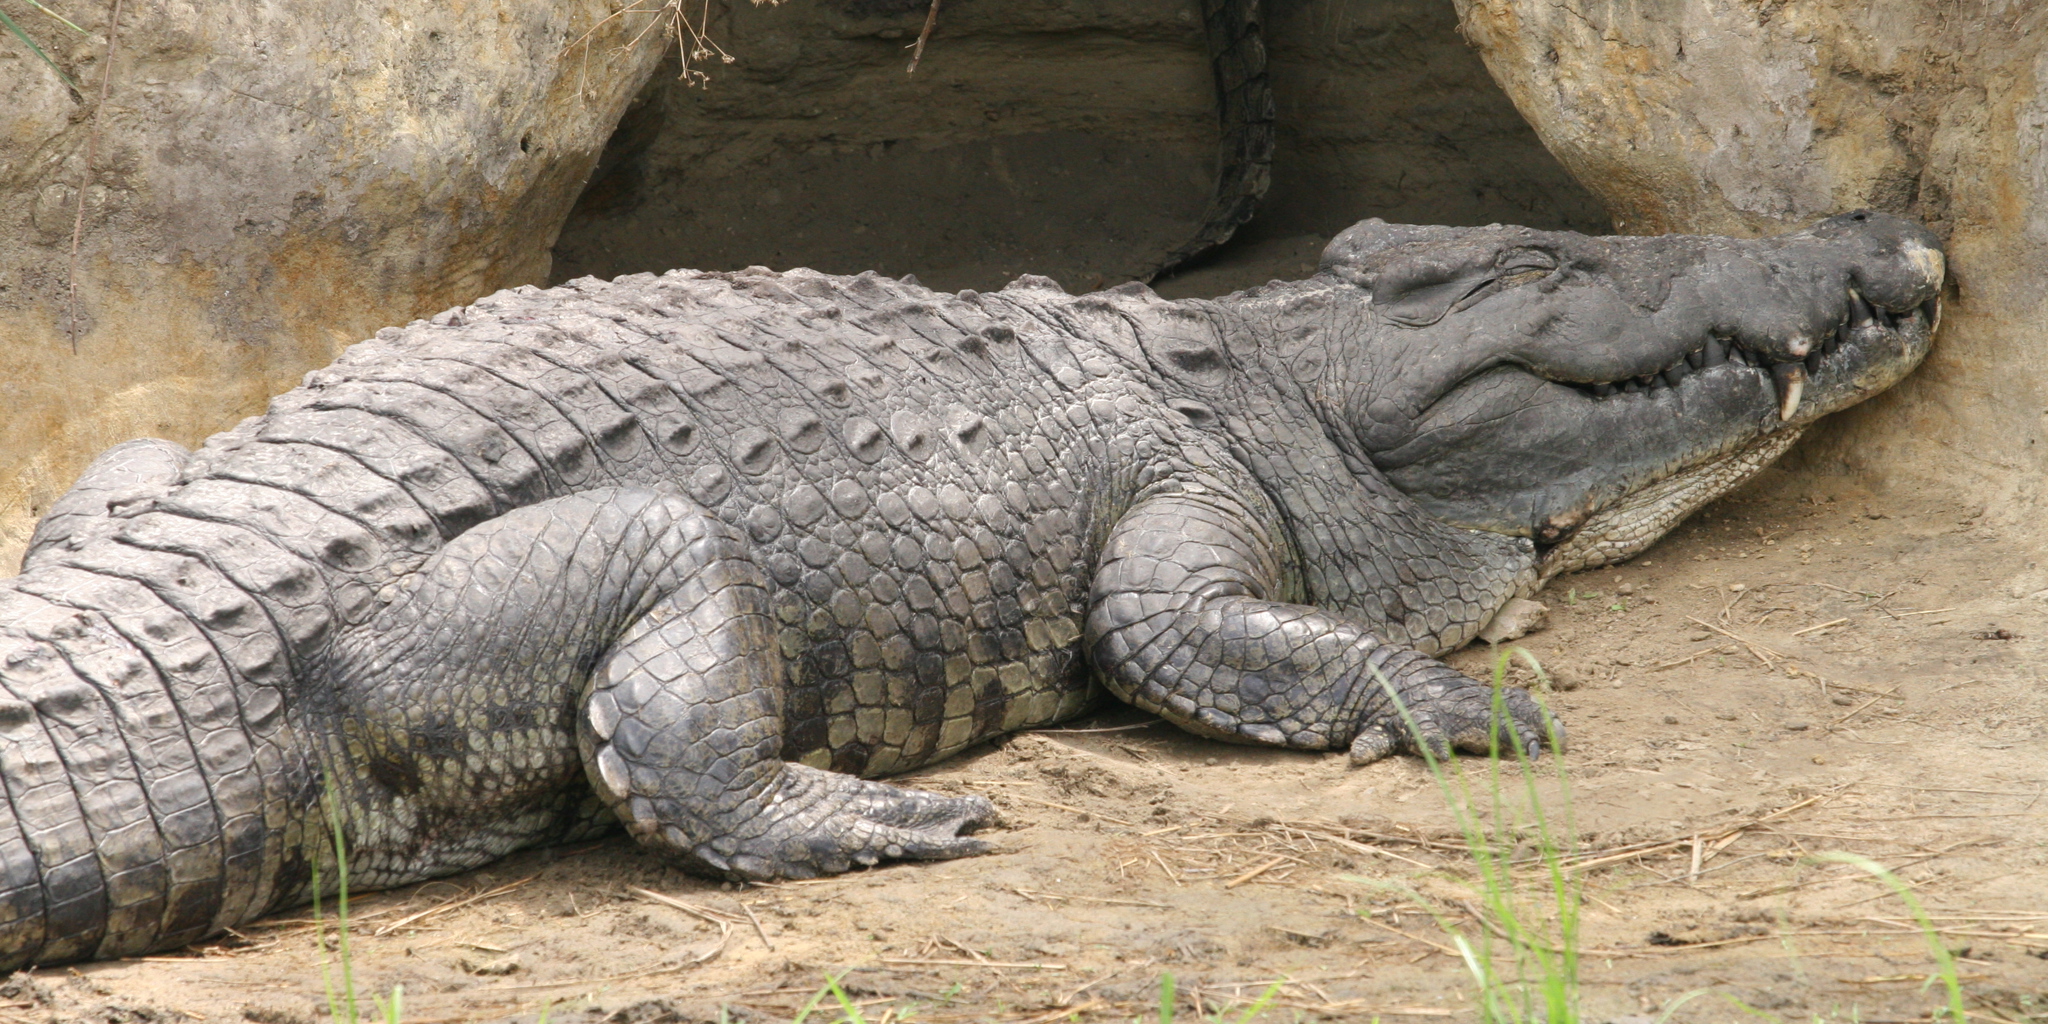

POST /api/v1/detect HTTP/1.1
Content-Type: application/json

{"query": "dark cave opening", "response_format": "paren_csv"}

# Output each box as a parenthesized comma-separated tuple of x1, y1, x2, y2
(549, 0, 1607, 299)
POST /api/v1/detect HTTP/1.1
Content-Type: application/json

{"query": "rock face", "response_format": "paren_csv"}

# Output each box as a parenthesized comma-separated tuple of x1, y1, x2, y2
(0, 1, 665, 568)
(550, 0, 1608, 294)
(1455, 0, 2048, 516)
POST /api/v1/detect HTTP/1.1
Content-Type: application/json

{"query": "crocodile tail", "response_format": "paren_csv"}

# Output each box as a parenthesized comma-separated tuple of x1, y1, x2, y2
(0, 562, 298, 971)
(1149, 0, 1274, 279)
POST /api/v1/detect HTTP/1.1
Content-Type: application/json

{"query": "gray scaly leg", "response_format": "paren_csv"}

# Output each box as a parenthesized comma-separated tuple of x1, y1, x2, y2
(1086, 486, 1558, 763)
(336, 488, 991, 884)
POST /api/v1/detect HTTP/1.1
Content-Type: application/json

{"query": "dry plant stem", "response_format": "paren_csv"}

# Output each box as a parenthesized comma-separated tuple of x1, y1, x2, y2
(67, 0, 121, 354)
(370, 875, 535, 936)
(1004, 792, 1136, 825)
(1687, 615, 1782, 667)
(906, 0, 939, 72)
(1791, 617, 1850, 635)
(1830, 685, 1902, 727)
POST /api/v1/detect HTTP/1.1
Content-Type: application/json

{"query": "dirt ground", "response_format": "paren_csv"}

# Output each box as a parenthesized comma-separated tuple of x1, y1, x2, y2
(12, 462, 2041, 1024)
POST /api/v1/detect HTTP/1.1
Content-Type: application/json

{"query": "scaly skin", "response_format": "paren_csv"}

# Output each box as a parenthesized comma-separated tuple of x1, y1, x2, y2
(0, 211, 1941, 969)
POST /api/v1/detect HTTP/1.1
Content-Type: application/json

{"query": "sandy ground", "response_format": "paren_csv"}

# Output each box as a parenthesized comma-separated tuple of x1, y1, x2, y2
(11, 474, 2048, 1024)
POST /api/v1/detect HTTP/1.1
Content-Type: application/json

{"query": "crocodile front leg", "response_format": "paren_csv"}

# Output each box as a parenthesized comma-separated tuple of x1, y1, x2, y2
(1085, 486, 1558, 763)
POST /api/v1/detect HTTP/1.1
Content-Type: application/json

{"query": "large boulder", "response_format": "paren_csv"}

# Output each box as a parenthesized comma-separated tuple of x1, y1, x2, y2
(1456, 0, 2048, 515)
(0, 1, 664, 567)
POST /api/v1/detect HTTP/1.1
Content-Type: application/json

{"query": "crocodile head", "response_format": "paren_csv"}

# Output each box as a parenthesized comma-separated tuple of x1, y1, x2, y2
(1317, 210, 1942, 578)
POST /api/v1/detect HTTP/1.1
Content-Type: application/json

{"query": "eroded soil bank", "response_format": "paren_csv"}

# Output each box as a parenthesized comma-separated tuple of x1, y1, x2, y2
(30, 479, 2046, 1022)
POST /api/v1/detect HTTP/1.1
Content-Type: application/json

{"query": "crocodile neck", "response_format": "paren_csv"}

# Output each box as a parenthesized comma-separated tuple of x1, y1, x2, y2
(1151, 280, 1538, 653)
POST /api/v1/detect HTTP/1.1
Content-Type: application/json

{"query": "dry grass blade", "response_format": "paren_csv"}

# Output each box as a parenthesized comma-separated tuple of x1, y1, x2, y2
(1281, 824, 1438, 868)
(1651, 646, 1733, 671)
(1549, 791, 1831, 872)
(1687, 616, 1783, 667)
(1737, 838, 1992, 900)
(1011, 887, 1170, 908)
(1013, 999, 1105, 1024)
(1830, 685, 1902, 727)
(1792, 617, 1850, 636)
(1002, 792, 1135, 826)
(630, 886, 746, 926)
(876, 957, 1066, 970)
(370, 875, 537, 936)
(1223, 855, 1294, 889)
(730, 895, 776, 951)
(439, 935, 728, 994)
(1354, 914, 1461, 956)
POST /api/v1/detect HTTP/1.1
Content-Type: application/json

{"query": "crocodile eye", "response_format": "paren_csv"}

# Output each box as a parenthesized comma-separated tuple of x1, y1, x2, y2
(1497, 248, 1557, 278)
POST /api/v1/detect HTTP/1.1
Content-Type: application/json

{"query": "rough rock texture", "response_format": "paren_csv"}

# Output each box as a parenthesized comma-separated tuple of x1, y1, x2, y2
(550, 0, 1608, 294)
(1455, 0, 2048, 519)
(0, 1, 666, 569)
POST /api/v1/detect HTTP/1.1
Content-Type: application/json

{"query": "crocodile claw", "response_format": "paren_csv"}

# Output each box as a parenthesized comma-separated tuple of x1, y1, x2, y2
(1348, 679, 1562, 766)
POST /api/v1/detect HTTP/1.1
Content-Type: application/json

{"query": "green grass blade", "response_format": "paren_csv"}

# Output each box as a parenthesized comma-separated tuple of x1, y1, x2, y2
(1159, 972, 1177, 1024)
(1227, 980, 1285, 1023)
(0, 7, 81, 92)
(792, 972, 842, 1024)
(824, 974, 868, 1023)
(1810, 852, 1967, 1024)
(22, 0, 85, 33)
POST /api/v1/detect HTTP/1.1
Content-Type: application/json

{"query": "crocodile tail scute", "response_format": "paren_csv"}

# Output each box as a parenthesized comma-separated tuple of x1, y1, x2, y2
(0, 566, 292, 971)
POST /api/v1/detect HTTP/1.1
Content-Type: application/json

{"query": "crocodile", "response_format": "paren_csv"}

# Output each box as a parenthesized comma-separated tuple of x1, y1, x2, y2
(0, 210, 1941, 968)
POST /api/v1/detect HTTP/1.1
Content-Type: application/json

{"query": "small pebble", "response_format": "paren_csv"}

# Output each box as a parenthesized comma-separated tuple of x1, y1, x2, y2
(1830, 695, 1856, 706)
(460, 954, 521, 977)
(1617, 583, 1636, 596)
(1811, 755, 1827, 765)
(1728, 583, 1747, 592)
(1783, 720, 1810, 731)
(1204, 757, 1218, 766)
(1689, 632, 1712, 642)
(1661, 715, 1679, 725)
(1714, 712, 1738, 721)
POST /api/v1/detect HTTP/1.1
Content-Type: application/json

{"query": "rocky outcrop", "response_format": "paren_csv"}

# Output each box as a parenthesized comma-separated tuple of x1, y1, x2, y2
(0, 1, 666, 568)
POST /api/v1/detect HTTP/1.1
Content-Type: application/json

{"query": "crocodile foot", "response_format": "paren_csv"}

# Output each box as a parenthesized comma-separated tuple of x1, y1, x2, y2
(634, 764, 997, 880)
(1346, 669, 1561, 766)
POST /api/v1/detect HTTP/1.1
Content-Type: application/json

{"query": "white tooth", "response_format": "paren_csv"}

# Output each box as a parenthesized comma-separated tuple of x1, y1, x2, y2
(1773, 364, 1807, 421)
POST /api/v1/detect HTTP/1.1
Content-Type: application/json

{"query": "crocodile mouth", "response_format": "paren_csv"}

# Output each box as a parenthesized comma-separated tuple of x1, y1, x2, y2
(1550, 290, 1941, 423)
(1374, 282, 1939, 547)
(1523, 289, 1940, 559)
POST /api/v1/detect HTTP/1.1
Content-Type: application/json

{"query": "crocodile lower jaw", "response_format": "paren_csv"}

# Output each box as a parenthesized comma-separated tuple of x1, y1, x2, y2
(1535, 428, 1805, 581)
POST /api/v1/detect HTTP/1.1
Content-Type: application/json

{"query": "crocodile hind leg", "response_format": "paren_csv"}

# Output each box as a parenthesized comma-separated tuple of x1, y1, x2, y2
(577, 521, 993, 879)
(341, 487, 991, 884)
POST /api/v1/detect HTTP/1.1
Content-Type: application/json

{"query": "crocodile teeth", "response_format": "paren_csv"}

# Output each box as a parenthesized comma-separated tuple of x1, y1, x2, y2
(1772, 363, 1806, 421)
(1702, 336, 1728, 366)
